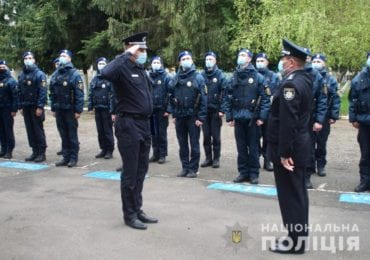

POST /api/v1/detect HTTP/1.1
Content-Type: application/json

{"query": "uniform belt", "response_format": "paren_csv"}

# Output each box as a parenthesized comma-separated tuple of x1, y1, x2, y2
(117, 112, 150, 120)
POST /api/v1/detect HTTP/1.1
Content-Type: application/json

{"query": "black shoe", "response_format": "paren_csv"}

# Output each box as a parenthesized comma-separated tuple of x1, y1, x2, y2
(3, 152, 12, 159)
(264, 160, 274, 171)
(55, 159, 68, 167)
(68, 160, 77, 168)
(137, 211, 158, 223)
(34, 154, 46, 163)
(95, 150, 106, 158)
(354, 183, 370, 193)
(177, 169, 188, 177)
(56, 150, 63, 155)
(269, 238, 305, 254)
(0, 151, 6, 157)
(104, 151, 113, 159)
(124, 218, 147, 230)
(250, 176, 259, 185)
(116, 166, 123, 172)
(25, 153, 37, 161)
(158, 157, 166, 164)
(186, 171, 197, 178)
(233, 175, 250, 183)
(200, 159, 213, 167)
(149, 155, 159, 162)
(305, 177, 313, 189)
(317, 167, 326, 177)
(212, 158, 220, 168)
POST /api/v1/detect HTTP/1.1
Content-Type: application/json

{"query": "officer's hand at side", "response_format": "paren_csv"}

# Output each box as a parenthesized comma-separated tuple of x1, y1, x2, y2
(20, 109, 23, 116)
(163, 112, 169, 117)
(219, 112, 224, 117)
(352, 122, 359, 129)
(11, 112, 16, 117)
(281, 157, 294, 172)
(35, 108, 43, 117)
(75, 113, 80, 119)
(256, 119, 264, 126)
(228, 120, 234, 127)
(313, 122, 322, 132)
(195, 120, 203, 127)
(111, 114, 116, 122)
(173, 118, 176, 124)
(329, 119, 336, 124)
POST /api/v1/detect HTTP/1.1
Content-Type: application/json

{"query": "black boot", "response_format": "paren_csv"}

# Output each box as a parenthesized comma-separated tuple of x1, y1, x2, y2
(212, 158, 220, 168)
(354, 182, 370, 192)
(264, 160, 274, 171)
(104, 151, 113, 159)
(149, 155, 159, 162)
(25, 151, 37, 161)
(317, 167, 326, 177)
(95, 150, 106, 158)
(3, 151, 12, 159)
(0, 150, 6, 157)
(201, 159, 213, 167)
(34, 153, 46, 163)
(305, 174, 313, 189)
(158, 157, 166, 164)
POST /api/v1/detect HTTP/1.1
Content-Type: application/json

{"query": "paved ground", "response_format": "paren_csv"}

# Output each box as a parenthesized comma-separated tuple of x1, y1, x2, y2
(0, 111, 369, 260)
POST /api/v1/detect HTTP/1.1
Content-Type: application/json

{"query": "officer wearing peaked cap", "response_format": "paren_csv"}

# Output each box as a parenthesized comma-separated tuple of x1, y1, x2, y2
(101, 32, 158, 230)
(18, 51, 48, 162)
(267, 39, 313, 254)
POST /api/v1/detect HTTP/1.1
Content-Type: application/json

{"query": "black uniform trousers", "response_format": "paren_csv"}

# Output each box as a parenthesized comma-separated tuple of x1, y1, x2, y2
(269, 144, 309, 244)
(260, 122, 270, 161)
(95, 108, 114, 152)
(175, 116, 201, 173)
(202, 109, 222, 161)
(55, 109, 79, 162)
(315, 119, 331, 170)
(151, 110, 169, 159)
(307, 123, 317, 174)
(358, 124, 370, 185)
(234, 119, 260, 178)
(0, 108, 15, 153)
(23, 106, 47, 154)
(115, 116, 151, 221)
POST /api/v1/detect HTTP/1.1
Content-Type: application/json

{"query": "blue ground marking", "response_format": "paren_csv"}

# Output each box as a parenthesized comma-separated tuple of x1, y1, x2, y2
(339, 193, 370, 205)
(84, 171, 121, 181)
(207, 182, 277, 196)
(0, 161, 48, 171)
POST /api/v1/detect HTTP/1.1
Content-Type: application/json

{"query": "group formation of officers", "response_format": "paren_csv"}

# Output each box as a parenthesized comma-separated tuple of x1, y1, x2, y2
(0, 45, 369, 194)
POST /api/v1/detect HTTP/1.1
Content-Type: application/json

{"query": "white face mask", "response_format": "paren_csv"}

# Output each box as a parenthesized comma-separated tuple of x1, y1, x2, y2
(97, 64, 106, 71)
(24, 59, 34, 67)
(151, 63, 161, 71)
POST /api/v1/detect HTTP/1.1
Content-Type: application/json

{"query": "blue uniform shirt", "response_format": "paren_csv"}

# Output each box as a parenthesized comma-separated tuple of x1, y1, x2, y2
(149, 68, 171, 112)
(318, 69, 341, 120)
(88, 72, 115, 113)
(201, 65, 227, 112)
(349, 67, 370, 125)
(0, 70, 18, 112)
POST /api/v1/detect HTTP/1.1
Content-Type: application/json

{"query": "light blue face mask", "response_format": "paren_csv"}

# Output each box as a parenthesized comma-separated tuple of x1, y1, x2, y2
(367, 58, 370, 67)
(205, 60, 215, 69)
(237, 56, 247, 66)
(151, 63, 161, 71)
(24, 60, 34, 67)
(59, 57, 68, 65)
(312, 63, 324, 71)
(256, 62, 266, 70)
(136, 52, 147, 65)
(278, 60, 284, 72)
(181, 60, 192, 69)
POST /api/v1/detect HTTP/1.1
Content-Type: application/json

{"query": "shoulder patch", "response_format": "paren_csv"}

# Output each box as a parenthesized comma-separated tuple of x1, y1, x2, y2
(78, 81, 84, 90)
(287, 74, 295, 80)
(42, 80, 47, 87)
(283, 88, 295, 101)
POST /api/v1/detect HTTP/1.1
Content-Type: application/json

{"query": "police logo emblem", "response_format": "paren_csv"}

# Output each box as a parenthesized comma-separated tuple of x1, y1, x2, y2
(157, 80, 162, 85)
(323, 84, 328, 95)
(265, 86, 271, 96)
(78, 81, 84, 90)
(213, 78, 218, 83)
(27, 80, 32, 86)
(102, 84, 106, 88)
(42, 80, 46, 87)
(63, 81, 68, 87)
(0, 83, 3, 88)
(287, 74, 295, 80)
(187, 81, 192, 87)
(231, 230, 242, 244)
(284, 88, 295, 100)
(248, 78, 254, 84)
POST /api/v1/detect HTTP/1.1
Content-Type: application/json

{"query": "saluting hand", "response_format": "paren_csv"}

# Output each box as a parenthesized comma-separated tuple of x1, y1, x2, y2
(281, 157, 294, 172)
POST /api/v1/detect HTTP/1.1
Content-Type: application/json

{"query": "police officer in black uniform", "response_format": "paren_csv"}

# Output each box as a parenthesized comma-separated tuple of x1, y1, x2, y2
(224, 49, 270, 184)
(101, 32, 158, 230)
(304, 51, 328, 188)
(267, 39, 313, 255)
(200, 51, 227, 169)
(0, 60, 18, 159)
(18, 51, 48, 162)
(349, 52, 370, 192)
(88, 57, 115, 159)
(168, 51, 207, 178)
(148, 56, 171, 164)
(312, 54, 341, 176)
(49, 50, 84, 167)
(255, 52, 280, 171)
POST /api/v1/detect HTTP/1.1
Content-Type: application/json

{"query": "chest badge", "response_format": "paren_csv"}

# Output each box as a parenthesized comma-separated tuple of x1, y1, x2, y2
(0, 83, 3, 88)
(248, 78, 254, 84)
(102, 84, 106, 88)
(157, 80, 162, 85)
(283, 88, 295, 101)
(63, 81, 68, 87)
(213, 78, 218, 83)
(27, 80, 32, 86)
(187, 81, 192, 87)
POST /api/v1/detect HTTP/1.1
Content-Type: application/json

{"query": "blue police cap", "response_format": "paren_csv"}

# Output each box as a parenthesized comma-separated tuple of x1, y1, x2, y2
(178, 51, 192, 61)
(151, 56, 162, 63)
(204, 51, 217, 59)
(256, 52, 268, 60)
(122, 32, 148, 49)
(312, 53, 326, 62)
(22, 51, 34, 59)
(281, 39, 308, 61)
(59, 49, 72, 57)
(96, 57, 108, 64)
(238, 48, 253, 58)
(0, 60, 6, 65)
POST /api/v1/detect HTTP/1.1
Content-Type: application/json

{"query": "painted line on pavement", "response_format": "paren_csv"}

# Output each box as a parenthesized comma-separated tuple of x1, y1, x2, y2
(339, 193, 370, 205)
(207, 182, 277, 196)
(0, 161, 49, 171)
(84, 171, 121, 181)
